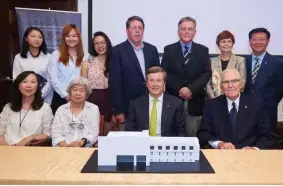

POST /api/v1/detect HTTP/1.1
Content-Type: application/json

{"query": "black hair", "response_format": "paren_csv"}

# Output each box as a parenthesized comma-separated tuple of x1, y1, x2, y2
(248, 27, 270, 40)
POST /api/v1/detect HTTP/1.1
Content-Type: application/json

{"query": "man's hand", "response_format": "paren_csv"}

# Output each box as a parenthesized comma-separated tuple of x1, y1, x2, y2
(242, 146, 258, 150)
(179, 87, 192, 100)
(70, 141, 82, 147)
(218, 141, 236, 149)
(115, 113, 126, 123)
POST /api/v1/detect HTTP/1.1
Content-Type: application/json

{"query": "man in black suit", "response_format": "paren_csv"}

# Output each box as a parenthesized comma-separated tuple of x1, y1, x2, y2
(109, 16, 160, 127)
(161, 16, 211, 137)
(125, 66, 187, 137)
(197, 69, 274, 149)
(245, 28, 283, 132)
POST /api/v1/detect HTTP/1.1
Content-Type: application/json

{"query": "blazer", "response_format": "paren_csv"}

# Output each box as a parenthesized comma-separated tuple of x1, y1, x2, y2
(125, 93, 188, 137)
(245, 52, 283, 130)
(206, 53, 246, 99)
(161, 41, 211, 116)
(196, 94, 275, 149)
(108, 40, 160, 115)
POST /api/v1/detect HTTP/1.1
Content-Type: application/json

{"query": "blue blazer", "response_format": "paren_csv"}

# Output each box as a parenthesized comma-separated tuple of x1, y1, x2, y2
(197, 94, 274, 149)
(109, 40, 160, 115)
(245, 53, 283, 130)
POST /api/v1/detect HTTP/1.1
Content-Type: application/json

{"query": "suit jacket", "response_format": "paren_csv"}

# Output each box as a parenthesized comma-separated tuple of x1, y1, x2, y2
(196, 94, 274, 149)
(244, 52, 283, 130)
(109, 40, 160, 115)
(161, 41, 211, 116)
(125, 93, 188, 137)
(206, 53, 246, 99)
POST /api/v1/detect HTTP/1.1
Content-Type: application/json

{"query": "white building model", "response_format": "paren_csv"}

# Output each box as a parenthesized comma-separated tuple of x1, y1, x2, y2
(98, 130, 200, 171)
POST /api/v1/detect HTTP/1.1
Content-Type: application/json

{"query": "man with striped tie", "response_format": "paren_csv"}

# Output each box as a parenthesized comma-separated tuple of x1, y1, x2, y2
(161, 17, 211, 137)
(245, 28, 283, 133)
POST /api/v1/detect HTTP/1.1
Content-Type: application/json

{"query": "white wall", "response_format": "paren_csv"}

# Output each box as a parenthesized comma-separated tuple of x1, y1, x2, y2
(90, 0, 283, 55)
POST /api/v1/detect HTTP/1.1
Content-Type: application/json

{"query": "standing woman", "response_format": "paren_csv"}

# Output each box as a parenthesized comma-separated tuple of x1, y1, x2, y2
(81, 31, 116, 135)
(206, 30, 246, 99)
(48, 24, 84, 114)
(13, 27, 53, 104)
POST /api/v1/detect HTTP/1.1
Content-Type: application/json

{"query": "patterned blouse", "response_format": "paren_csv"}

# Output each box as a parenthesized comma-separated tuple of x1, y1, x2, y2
(86, 56, 108, 89)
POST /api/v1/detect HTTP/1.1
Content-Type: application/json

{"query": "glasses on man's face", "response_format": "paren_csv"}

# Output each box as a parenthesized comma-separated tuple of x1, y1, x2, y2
(129, 26, 143, 31)
(179, 27, 195, 32)
(94, 42, 106, 47)
(251, 38, 267, 43)
(221, 79, 240, 86)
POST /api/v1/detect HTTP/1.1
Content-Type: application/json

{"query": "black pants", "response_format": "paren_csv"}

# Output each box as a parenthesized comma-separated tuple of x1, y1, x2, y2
(51, 91, 67, 115)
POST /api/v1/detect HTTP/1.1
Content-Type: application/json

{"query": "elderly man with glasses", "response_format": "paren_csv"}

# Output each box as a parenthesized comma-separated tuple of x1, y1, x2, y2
(197, 68, 275, 150)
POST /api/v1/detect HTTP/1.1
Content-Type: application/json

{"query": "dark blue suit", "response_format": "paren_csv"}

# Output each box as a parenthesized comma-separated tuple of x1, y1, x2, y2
(197, 94, 274, 149)
(109, 40, 160, 115)
(245, 53, 283, 131)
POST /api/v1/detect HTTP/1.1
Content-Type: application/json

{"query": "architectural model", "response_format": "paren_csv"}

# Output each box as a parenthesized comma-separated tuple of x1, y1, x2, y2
(98, 130, 200, 171)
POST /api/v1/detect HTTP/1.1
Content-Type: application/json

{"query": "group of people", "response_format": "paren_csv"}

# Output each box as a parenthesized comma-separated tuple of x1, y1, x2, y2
(0, 15, 282, 149)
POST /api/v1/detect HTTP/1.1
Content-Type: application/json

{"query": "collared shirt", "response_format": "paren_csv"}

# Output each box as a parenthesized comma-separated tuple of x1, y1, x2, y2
(0, 102, 53, 145)
(128, 40, 146, 78)
(209, 94, 240, 149)
(51, 101, 100, 146)
(13, 51, 53, 104)
(180, 41, 192, 54)
(47, 50, 83, 98)
(148, 93, 163, 136)
(251, 51, 266, 72)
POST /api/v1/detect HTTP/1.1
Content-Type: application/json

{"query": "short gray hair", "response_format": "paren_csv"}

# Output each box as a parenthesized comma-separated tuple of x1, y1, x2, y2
(221, 68, 241, 80)
(178, 16, 197, 28)
(67, 77, 92, 99)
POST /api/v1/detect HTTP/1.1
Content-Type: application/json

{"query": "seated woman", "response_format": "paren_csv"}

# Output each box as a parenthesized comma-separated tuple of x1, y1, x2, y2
(51, 77, 100, 147)
(0, 71, 53, 146)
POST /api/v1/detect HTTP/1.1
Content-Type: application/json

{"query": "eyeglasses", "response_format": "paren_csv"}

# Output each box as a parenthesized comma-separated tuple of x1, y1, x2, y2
(221, 79, 240, 86)
(129, 26, 143, 31)
(94, 42, 106, 46)
(251, 38, 267, 43)
(179, 27, 195, 32)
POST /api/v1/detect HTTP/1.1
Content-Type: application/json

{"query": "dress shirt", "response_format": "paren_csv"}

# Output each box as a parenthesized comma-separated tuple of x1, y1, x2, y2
(149, 93, 163, 136)
(47, 50, 84, 98)
(251, 51, 266, 71)
(0, 102, 53, 145)
(13, 52, 53, 104)
(180, 41, 192, 54)
(209, 95, 240, 148)
(129, 40, 146, 78)
(51, 101, 100, 146)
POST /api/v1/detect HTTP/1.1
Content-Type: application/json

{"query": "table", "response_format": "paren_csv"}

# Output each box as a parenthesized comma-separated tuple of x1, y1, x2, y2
(0, 147, 282, 184)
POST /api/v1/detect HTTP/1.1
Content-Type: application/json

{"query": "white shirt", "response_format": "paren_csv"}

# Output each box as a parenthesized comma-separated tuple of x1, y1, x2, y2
(149, 94, 163, 136)
(51, 101, 100, 146)
(47, 50, 84, 98)
(0, 102, 53, 145)
(209, 95, 240, 149)
(129, 40, 146, 78)
(13, 52, 53, 104)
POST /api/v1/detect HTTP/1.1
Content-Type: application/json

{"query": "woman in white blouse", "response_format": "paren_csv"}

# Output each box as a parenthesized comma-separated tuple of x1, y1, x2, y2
(51, 77, 100, 147)
(0, 71, 53, 146)
(47, 24, 85, 114)
(13, 27, 53, 104)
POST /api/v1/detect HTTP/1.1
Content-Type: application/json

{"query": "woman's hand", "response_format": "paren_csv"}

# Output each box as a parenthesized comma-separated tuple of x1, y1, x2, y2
(14, 135, 35, 146)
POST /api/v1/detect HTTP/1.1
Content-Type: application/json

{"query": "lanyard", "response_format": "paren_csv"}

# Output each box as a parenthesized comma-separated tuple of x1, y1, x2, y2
(19, 106, 31, 132)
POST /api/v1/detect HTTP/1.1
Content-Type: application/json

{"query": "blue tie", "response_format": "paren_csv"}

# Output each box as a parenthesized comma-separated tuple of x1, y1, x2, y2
(229, 102, 237, 133)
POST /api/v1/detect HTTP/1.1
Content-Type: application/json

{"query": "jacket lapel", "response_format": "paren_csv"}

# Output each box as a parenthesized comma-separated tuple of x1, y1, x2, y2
(173, 42, 186, 76)
(160, 94, 169, 136)
(253, 53, 270, 86)
(141, 96, 150, 130)
(227, 53, 237, 68)
(219, 96, 234, 138)
(246, 55, 253, 88)
(125, 40, 145, 80)
(234, 94, 249, 141)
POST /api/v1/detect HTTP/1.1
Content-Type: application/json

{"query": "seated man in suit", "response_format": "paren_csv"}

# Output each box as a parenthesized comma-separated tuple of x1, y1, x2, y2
(125, 66, 187, 137)
(197, 69, 274, 149)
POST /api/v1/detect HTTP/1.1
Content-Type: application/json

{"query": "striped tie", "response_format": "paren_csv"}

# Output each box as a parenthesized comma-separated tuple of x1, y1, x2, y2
(184, 46, 189, 64)
(252, 57, 260, 83)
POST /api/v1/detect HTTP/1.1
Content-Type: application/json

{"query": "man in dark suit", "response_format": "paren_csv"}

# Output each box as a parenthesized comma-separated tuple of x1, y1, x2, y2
(109, 16, 160, 126)
(244, 28, 283, 132)
(197, 69, 274, 149)
(161, 17, 211, 136)
(125, 66, 187, 137)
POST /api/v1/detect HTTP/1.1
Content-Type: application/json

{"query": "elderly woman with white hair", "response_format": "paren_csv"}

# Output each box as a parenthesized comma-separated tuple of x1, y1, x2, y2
(51, 77, 100, 147)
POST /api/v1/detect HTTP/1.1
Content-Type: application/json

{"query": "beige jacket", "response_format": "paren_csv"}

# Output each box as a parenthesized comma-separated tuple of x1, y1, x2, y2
(206, 53, 246, 99)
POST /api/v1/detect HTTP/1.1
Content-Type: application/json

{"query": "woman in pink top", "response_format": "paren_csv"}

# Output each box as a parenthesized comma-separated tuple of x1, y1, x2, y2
(81, 31, 117, 135)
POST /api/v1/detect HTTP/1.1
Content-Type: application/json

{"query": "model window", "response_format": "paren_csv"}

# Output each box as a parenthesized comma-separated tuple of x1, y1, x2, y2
(174, 146, 178, 150)
(166, 146, 170, 150)
(158, 146, 162, 150)
(189, 146, 194, 150)
(181, 146, 186, 150)
(150, 146, 154, 150)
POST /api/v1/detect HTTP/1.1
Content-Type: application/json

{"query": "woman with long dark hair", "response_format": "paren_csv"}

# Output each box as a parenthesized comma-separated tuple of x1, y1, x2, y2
(0, 71, 53, 146)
